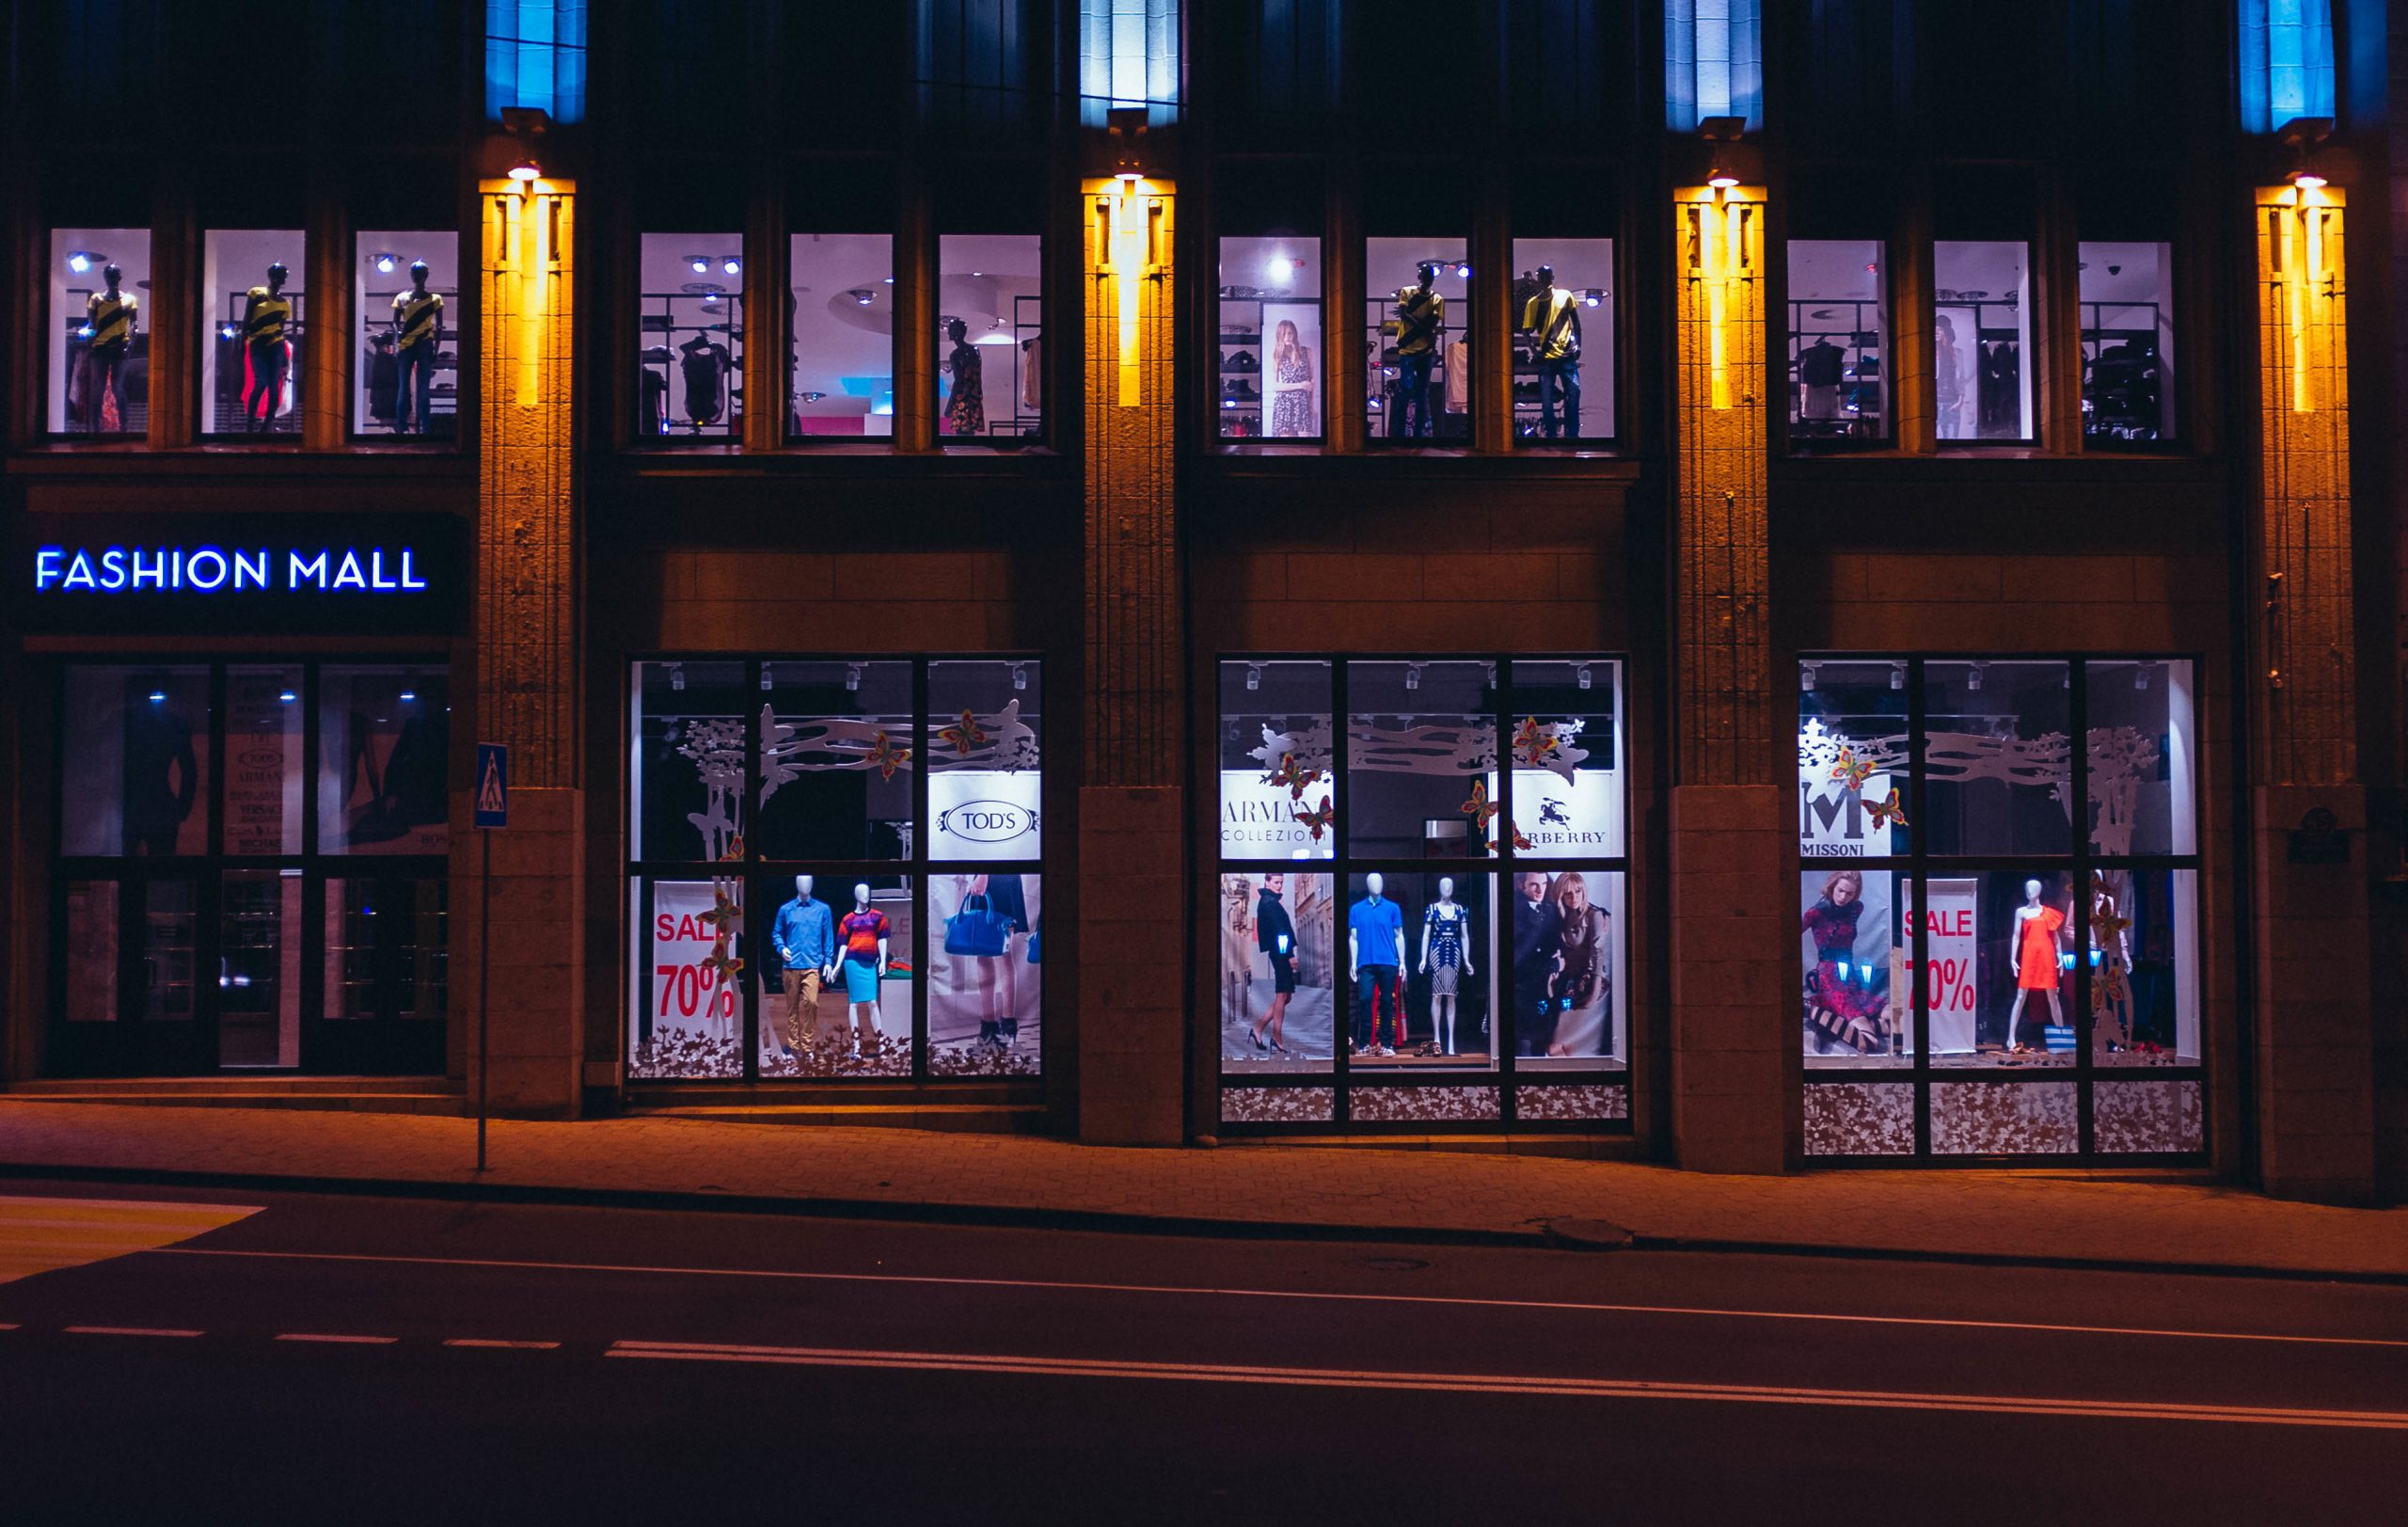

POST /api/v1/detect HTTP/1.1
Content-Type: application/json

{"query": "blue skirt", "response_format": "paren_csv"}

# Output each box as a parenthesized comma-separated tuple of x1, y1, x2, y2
(842, 957, 881, 1004)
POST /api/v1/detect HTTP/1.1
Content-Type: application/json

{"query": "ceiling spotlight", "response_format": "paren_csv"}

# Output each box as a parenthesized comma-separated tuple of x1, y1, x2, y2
(1576, 663, 1592, 692)
(1890, 663, 1906, 692)
(149, 690, 167, 703)
(507, 157, 542, 183)
(1800, 663, 1818, 692)
(2135, 665, 2151, 692)
(1453, 262, 1471, 279)
(800, 390, 826, 403)
(848, 288, 875, 307)
(845, 663, 863, 692)
(1404, 663, 1423, 692)
(1012, 663, 1028, 692)
(220, 323, 240, 340)
(372, 252, 397, 274)
(1967, 662, 1986, 692)
(689, 256, 710, 275)
(400, 690, 418, 703)
(669, 665, 686, 692)
(67, 251, 100, 274)
(1583, 289, 1604, 308)
(881, 276, 895, 284)
(1268, 255, 1295, 283)
(278, 691, 296, 704)
(761, 668, 773, 692)
(1245, 663, 1262, 692)
(722, 258, 741, 277)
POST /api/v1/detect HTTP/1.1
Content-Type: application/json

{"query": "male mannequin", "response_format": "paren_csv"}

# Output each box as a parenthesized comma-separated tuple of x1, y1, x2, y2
(1388, 262, 1443, 439)
(83, 262, 137, 433)
(1519, 263, 1581, 438)
(2004, 877, 2065, 1054)
(769, 874, 833, 1058)
(388, 261, 444, 434)
(1248, 871, 1296, 1055)
(241, 262, 293, 433)
(1510, 870, 1563, 1056)
(1418, 875, 1475, 1055)
(1798, 336, 1846, 422)
(833, 882, 892, 1058)
(1347, 872, 1405, 1057)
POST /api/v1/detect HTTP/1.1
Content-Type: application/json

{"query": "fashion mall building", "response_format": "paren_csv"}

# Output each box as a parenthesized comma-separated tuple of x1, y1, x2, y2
(1, 1, 2400, 1202)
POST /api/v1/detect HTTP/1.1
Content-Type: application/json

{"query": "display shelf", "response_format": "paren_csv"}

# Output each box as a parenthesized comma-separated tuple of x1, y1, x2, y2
(1787, 296, 1886, 440)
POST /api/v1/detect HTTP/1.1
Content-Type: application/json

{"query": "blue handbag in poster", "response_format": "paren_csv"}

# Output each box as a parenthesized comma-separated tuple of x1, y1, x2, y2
(943, 893, 1010, 958)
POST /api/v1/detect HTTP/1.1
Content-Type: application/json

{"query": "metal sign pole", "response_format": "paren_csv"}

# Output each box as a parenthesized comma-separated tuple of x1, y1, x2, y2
(477, 825, 491, 1173)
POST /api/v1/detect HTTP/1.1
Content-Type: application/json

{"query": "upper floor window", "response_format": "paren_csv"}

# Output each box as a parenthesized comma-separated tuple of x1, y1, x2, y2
(486, 1, 588, 123)
(791, 232, 896, 440)
(2238, 0, 2336, 133)
(937, 235, 1044, 443)
(1787, 238, 1886, 445)
(1513, 239, 1613, 444)
(356, 232, 460, 440)
(2079, 241, 2175, 448)
(637, 232, 744, 442)
(1218, 235, 1323, 442)
(1933, 241, 2031, 444)
(49, 229, 150, 439)
(203, 230, 307, 440)
(1367, 239, 1468, 443)
(1078, 0, 1180, 127)
(1665, 0, 1762, 131)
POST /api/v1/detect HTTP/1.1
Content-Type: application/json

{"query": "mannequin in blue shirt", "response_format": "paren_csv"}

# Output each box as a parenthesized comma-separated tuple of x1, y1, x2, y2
(770, 875, 835, 1058)
(1348, 872, 1407, 1057)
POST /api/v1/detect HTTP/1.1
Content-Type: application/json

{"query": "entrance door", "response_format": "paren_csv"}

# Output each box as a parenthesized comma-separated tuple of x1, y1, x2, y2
(50, 874, 214, 1076)
(304, 872, 448, 1074)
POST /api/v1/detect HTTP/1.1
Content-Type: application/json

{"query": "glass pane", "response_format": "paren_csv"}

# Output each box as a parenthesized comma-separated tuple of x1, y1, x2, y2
(1345, 660, 1496, 859)
(318, 665, 450, 855)
(1514, 869, 1624, 1068)
(1218, 235, 1323, 439)
(757, 660, 914, 861)
(1512, 239, 1612, 441)
(2086, 660, 2195, 856)
(2094, 1078, 2203, 1153)
(203, 230, 306, 437)
(757, 873, 912, 1077)
(218, 868, 301, 1066)
(1218, 660, 1334, 862)
(1786, 238, 1885, 441)
(634, 877, 747, 1079)
(1505, 660, 1624, 858)
(1923, 660, 2070, 855)
(323, 877, 449, 1024)
(1350, 871, 1495, 1070)
(1220, 870, 1336, 1073)
(64, 665, 212, 858)
(1959, 868, 2080, 1065)
(2079, 241, 2174, 446)
(638, 232, 744, 439)
(356, 231, 460, 437)
(927, 660, 1041, 862)
(2090, 867, 2198, 1065)
(1796, 660, 1907, 858)
(50, 228, 150, 437)
(929, 871, 1040, 1075)
(938, 234, 1043, 440)
(788, 232, 895, 438)
(1931, 1081, 2078, 1154)
(1804, 1081, 1916, 1156)
(1933, 240, 2031, 441)
(631, 660, 749, 863)
(62, 881, 120, 1023)
(139, 879, 198, 1023)
(1799, 868, 1904, 1063)
(223, 666, 304, 856)
(1367, 238, 1468, 440)
(832, 881, 913, 1065)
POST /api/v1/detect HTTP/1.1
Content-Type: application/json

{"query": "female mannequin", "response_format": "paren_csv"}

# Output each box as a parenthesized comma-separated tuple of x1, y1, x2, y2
(1269, 318, 1315, 437)
(943, 318, 984, 437)
(1418, 876, 1475, 1055)
(1800, 868, 1885, 1055)
(833, 882, 891, 1058)
(1248, 872, 1296, 1055)
(2005, 877, 2066, 1055)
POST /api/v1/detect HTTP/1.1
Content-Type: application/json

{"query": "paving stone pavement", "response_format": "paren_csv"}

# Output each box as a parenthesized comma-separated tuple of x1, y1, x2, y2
(1, 1101, 2402, 1277)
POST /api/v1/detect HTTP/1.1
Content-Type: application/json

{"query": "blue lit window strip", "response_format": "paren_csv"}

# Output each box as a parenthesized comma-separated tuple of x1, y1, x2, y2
(1664, 0, 1762, 132)
(2238, 0, 2336, 133)
(1078, 0, 1180, 126)
(486, 1, 588, 123)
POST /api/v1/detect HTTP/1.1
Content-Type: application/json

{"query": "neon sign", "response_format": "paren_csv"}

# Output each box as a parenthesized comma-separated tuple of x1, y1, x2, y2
(32, 545, 431, 595)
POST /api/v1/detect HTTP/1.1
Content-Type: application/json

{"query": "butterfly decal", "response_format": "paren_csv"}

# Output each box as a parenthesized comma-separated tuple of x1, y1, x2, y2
(1864, 788, 1909, 830)
(1291, 796, 1336, 841)
(1830, 746, 1875, 794)
(1513, 717, 1560, 768)
(717, 834, 746, 864)
(700, 889, 747, 985)
(1509, 819, 1534, 852)
(938, 708, 990, 757)
(866, 730, 912, 781)
(698, 889, 743, 937)
(1266, 751, 1325, 802)
(1460, 779, 1501, 838)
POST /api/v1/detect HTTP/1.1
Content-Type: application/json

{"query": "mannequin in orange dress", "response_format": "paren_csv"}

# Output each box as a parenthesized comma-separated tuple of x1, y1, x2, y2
(2004, 877, 2066, 1054)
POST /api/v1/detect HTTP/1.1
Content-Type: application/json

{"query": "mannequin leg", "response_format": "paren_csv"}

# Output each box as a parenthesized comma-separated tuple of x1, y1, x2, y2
(999, 949, 1021, 1042)
(2004, 991, 2028, 1051)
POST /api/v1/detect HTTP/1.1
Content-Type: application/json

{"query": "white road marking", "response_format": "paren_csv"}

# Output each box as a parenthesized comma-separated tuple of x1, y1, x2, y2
(275, 1333, 398, 1345)
(157, 1246, 2408, 1352)
(63, 1326, 203, 1338)
(443, 1339, 561, 1350)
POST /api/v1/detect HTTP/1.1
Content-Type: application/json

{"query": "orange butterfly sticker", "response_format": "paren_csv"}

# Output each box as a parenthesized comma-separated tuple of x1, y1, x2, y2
(1864, 788, 1909, 830)
(1292, 796, 1336, 841)
(1830, 746, 1874, 793)
(1461, 779, 1501, 837)
(866, 730, 913, 781)
(1513, 717, 1559, 767)
(938, 708, 990, 757)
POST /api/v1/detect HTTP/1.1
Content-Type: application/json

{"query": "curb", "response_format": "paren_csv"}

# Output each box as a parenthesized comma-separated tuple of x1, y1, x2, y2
(8, 1159, 2406, 1286)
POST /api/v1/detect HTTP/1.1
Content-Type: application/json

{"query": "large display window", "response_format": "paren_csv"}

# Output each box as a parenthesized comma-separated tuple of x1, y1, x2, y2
(1797, 655, 2203, 1162)
(1216, 656, 1629, 1131)
(202, 230, 306, 438)
(637, 232, 744, 440)
(49, 228, 150, 438)
(627, 655, 1044, 1083)
(1511, 239, 1614, 443)
(49, 660, 450, 1076)
(789, 232, 895, 439)
(1364, 238, 1468, 441)
(937, 235, 1043, 441)
(1787, 238, 1885, 443)
(355, 231, 460, 439)
(1217, 234, 1323, 440)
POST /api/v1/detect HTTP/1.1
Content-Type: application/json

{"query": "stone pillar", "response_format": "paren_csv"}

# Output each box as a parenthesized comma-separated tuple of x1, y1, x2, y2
(1078, 173, 1185, 1145)
(459, 176, 583, 1118)
(1668, 183, 1788, 1172)
(2248, 183, 2376, 1201)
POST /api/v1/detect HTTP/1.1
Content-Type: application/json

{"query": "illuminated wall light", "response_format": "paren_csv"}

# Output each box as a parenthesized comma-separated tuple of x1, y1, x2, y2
(507, 157, 541, 183)
(1111, 179, 1149, 407)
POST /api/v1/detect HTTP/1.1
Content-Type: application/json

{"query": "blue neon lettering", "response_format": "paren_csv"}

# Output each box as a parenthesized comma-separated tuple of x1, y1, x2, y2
(332, 550, 368, 590)
(34, 548, 61, 589)
(185, 547, 229, 591)
(400, 549, 426, 590)
(94, 549, 120, 589)
(130, 549, 166, 588)
(290, 550, 328, 587)
(233, 549, 269, 588)
(35, 544, 428, 596)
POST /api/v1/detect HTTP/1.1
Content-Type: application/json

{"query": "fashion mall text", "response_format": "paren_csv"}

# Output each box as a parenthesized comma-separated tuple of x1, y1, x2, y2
(32, 546, 430, 594)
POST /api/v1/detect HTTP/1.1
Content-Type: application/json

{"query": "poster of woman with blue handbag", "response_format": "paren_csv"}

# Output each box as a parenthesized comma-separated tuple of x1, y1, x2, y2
(936, 871, 1041, 1073)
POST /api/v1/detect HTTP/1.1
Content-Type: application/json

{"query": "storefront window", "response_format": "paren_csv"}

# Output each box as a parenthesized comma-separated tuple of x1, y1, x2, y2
(756, 660, 914, 861)
(1933, 240, 2031, 441)
(49, 228, 150, 437)
(356, 231, 460, 439)
(318, 665, 451, 856)
(63, 665, 213, 858)
(1921, 660, 2069, 856)
(937, 235, 1043, 441)
(1366, 238, 1468, 442)
(1217, 235, 1323, 440)
(1511, 240, 1613, 442)
(638, 232, 743, 440)
(1787, 238, 1885, 442)
(2079, 240, 2175, 446)
(788, 232, 895, 439)
(202, 230, 307, 438)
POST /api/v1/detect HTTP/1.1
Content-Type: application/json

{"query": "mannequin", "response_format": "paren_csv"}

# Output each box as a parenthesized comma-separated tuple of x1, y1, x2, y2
(1798, 335, 1846, 422)
(833, 882, 891, 1058)
(2004, 878, 2066, 1055)
(240, 262, 293, 433)
(943, 318, 985, 437)
(678, 331, 732, 428)
(1347, 872, 1405, 1056)
(2088, 870, 2132, 1053)
(769, 874, 832, 1059)
(388, 260, 443, 434)
(1519, 263, 1582, 438)
(84, 262, 137, 433)
(1418, 875, 1474, 1056)
(1248, 871, 1296, 1055)
(1388, 262, 1443, 439)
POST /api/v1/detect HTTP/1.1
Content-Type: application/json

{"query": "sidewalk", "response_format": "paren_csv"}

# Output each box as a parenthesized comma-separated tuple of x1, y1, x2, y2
(2, 1100, 2402, 1280)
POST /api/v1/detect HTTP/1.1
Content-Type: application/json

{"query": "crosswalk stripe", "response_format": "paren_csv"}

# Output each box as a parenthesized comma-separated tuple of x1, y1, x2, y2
(0, 1196, 261, 1285)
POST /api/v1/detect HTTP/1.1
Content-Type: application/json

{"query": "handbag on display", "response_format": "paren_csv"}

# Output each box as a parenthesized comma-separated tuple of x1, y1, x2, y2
(943, 893, 1010, 958)
(1027, 926, 1042, 964)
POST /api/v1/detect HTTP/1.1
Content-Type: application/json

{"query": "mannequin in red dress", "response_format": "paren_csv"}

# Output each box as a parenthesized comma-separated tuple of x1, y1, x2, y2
(2004, 877, 2066, 1054)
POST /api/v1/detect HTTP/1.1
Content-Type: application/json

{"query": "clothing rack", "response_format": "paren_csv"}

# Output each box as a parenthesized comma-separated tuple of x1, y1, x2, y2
(638, 291, 746, 438)
(2078, 299, 2168, 443)
(1786, 296, 1885, 439)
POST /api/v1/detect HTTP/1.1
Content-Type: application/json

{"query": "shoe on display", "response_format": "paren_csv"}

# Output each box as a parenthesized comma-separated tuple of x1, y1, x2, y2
(1228, 350, 1259, 373)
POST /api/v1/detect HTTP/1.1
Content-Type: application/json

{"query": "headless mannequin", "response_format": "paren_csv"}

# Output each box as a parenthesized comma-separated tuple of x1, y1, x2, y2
(242, 262, 293, 433)
(835, 881, 890, 1054)
(2005, 877, 2066, 1052)
(769, 875, 820, 1058)
(1390, 263, 1442, 439)
(85, 263, 136, 432)
(389, 260, 442, 434)
(1348, 871, 1406, 1054)
(1418, 874, 1475, 1056)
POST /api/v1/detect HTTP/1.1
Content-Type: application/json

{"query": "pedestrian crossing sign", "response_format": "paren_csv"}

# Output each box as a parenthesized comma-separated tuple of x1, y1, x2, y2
(474, 742, 510, 829)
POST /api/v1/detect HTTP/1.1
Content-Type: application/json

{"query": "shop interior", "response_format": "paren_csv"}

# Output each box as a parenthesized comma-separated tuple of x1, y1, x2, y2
(1787, 238, 1885, 441)
(355, 231, 459, 438)
(936, 233, 1043, 441)
(1216, 234, 1323, 439)
(48, 227, 152, 437)
(1363, 238, 1470, 440)
(200, 229, 307, 437)
(788, 232, 896, 437)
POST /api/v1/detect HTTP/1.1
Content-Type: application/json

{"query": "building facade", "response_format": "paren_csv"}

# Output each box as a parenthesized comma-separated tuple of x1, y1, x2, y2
(1, 1, 2400, 1202)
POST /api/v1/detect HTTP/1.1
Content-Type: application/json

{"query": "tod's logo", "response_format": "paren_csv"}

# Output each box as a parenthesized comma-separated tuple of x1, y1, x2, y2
(940, 801, 1035, 844)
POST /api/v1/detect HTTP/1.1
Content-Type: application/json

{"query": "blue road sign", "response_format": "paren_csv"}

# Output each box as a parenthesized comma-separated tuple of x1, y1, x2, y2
(474, 742, 510, 829)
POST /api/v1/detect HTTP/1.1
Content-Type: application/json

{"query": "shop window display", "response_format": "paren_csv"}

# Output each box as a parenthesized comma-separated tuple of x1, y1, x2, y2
(49, 228, 150, 437)
(788, 233, 895, 439)
(637, 232, 743, 440)
(755, 660, 915, 861)
(1217, 235, 1322, 440)
(355, 231, 460, 438)
(1933, 240, 2032, 442)
(1219, 869, 1337, 1074)
(1921, 660, 2070, 856)
(201, 230, 307, 438)
(2078, 240, 2176, 446)
(1796, 659, 1909, 859)
(1510, 239, 1614, 442)
(317, 665, 451, 856)
(937, 235, 1043, 441)
(62, 665, 213, 858)
(1787, 238, 1885, 442)
(1364, 238, 1469, 441)
(1218, 659, 1334, 864)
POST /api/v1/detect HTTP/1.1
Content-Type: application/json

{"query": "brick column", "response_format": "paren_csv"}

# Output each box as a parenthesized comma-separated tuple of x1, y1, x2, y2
(1079, 174, 1185, 1145)
(2248, 183, 2376, 1201)
(459, 176, 583, 1119)
(1669, 183, 1787, 1172)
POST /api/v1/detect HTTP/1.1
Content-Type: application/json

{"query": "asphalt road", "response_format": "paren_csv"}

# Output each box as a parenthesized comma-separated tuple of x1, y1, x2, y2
(0, 1179, 2401, 1524)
